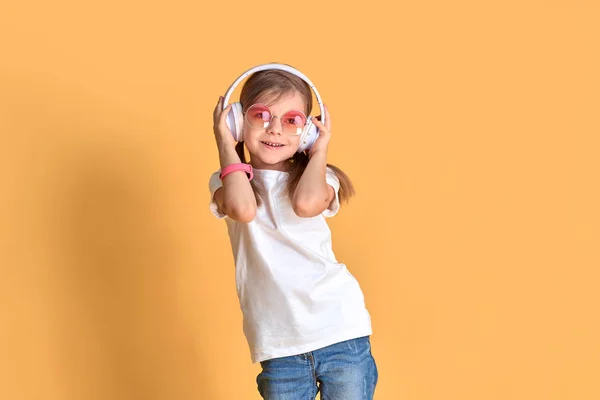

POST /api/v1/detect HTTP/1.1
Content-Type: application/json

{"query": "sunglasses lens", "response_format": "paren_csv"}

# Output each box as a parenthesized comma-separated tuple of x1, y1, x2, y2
(245, 104, 307, 135)
(246, 104, 271, 129)
(281, 110, 306, 135)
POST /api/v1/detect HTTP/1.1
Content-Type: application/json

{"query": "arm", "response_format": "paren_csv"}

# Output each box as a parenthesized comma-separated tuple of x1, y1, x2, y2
(292, 151, 335, 217)
(292, 105, 336, 218)
(213, 96, 256, 223)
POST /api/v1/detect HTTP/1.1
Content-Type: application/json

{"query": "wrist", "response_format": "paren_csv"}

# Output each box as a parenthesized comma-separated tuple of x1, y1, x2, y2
(216, 136, 236, 151)
(218, 146, 242, 169)
(220, 163, 254, 181)
(308, 149, 327, 162)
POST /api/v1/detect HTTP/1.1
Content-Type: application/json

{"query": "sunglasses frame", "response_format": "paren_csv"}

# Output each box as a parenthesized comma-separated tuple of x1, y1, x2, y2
(243, 103, 307, 136)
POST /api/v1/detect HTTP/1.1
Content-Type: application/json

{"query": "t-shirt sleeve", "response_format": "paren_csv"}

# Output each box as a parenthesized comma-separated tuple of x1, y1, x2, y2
(323, 166, 341, 218)
(208, 170, 227, 219)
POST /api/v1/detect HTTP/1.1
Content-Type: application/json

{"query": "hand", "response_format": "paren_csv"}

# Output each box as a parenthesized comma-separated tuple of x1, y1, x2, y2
(213, 96, 236, 150)
(308, 104, 331, 159)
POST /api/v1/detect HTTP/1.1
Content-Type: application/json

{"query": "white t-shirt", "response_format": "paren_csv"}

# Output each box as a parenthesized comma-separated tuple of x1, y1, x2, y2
(208, 167, 372, 363)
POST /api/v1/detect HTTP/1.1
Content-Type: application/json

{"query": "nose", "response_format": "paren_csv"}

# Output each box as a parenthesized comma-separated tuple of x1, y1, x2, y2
(267, 116, 283, 135)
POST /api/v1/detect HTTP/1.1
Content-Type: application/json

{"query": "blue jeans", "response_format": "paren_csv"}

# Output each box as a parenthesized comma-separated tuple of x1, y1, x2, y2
(257, 336, 378, 400)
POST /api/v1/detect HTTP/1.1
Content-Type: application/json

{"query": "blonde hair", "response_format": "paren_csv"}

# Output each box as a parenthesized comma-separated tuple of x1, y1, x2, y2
(234, 66, 355, 206)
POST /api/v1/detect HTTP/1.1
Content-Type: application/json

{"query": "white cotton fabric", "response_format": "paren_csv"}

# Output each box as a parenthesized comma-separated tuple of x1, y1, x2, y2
(208, 167, 372, 363)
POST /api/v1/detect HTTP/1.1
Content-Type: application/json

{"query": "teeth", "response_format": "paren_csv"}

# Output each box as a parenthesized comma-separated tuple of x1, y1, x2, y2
(263, 141, 283, 147)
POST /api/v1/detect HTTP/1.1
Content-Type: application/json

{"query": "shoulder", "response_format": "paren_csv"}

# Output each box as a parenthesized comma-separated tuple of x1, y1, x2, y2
(325, 166, 340, 191)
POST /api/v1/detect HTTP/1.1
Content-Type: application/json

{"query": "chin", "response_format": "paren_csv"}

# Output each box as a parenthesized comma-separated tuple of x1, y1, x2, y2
(259, 154, 294, 166)
(248, 143, 296, 163)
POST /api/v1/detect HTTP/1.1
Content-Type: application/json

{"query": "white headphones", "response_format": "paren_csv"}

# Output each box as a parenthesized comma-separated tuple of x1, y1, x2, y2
(222, 63, 325, 153)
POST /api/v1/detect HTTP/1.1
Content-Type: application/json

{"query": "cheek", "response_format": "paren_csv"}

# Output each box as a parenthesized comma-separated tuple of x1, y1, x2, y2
(282, 139, 301, 156)
(288, 136, 301, 149)
(243, 127, 260, 140)
(242, 129, 260, 147)
(283, 145, 298, 157)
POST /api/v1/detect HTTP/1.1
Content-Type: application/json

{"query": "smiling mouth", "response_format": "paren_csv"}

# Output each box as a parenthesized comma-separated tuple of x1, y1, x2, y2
(261, 141, 285, 148)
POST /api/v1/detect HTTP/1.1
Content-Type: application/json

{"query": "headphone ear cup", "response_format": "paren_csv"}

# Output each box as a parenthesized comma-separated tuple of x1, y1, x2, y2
(225, 102, 244, 142)
(297, 118, 319, 153)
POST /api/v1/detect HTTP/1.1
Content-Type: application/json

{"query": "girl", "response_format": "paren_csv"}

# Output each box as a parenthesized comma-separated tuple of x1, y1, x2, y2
(209, 64, 378, 400)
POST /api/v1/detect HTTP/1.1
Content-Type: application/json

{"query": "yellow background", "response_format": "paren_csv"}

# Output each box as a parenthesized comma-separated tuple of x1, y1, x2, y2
(1, 1, 599, 399)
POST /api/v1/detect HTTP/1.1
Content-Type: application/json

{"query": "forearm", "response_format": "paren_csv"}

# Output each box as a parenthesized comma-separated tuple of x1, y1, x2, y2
(292, 151, 331, 216)
(218, 144, 256, 221)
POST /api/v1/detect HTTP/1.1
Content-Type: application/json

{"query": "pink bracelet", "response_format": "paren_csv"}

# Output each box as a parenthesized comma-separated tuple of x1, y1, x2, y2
(219, 163, 254, 181)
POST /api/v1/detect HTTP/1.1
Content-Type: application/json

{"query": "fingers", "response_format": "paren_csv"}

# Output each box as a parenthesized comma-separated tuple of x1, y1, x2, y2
(311, 117, 329, 137)
(214, 96, 231, 123)
(312, 104, 331, 132)
(214, 95, 222, 109)
(220, 102, 232, 126)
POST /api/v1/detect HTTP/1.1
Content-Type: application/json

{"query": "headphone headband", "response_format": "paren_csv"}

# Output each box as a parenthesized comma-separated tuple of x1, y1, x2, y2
(222, 63, 325, 126)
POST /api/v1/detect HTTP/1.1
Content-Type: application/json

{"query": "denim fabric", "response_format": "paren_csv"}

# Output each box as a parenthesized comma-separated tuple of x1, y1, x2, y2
(257, 336, 378, 399)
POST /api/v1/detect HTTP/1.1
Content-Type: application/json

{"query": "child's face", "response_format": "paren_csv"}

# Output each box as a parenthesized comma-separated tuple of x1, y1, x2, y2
(244, 91, 306, 171)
